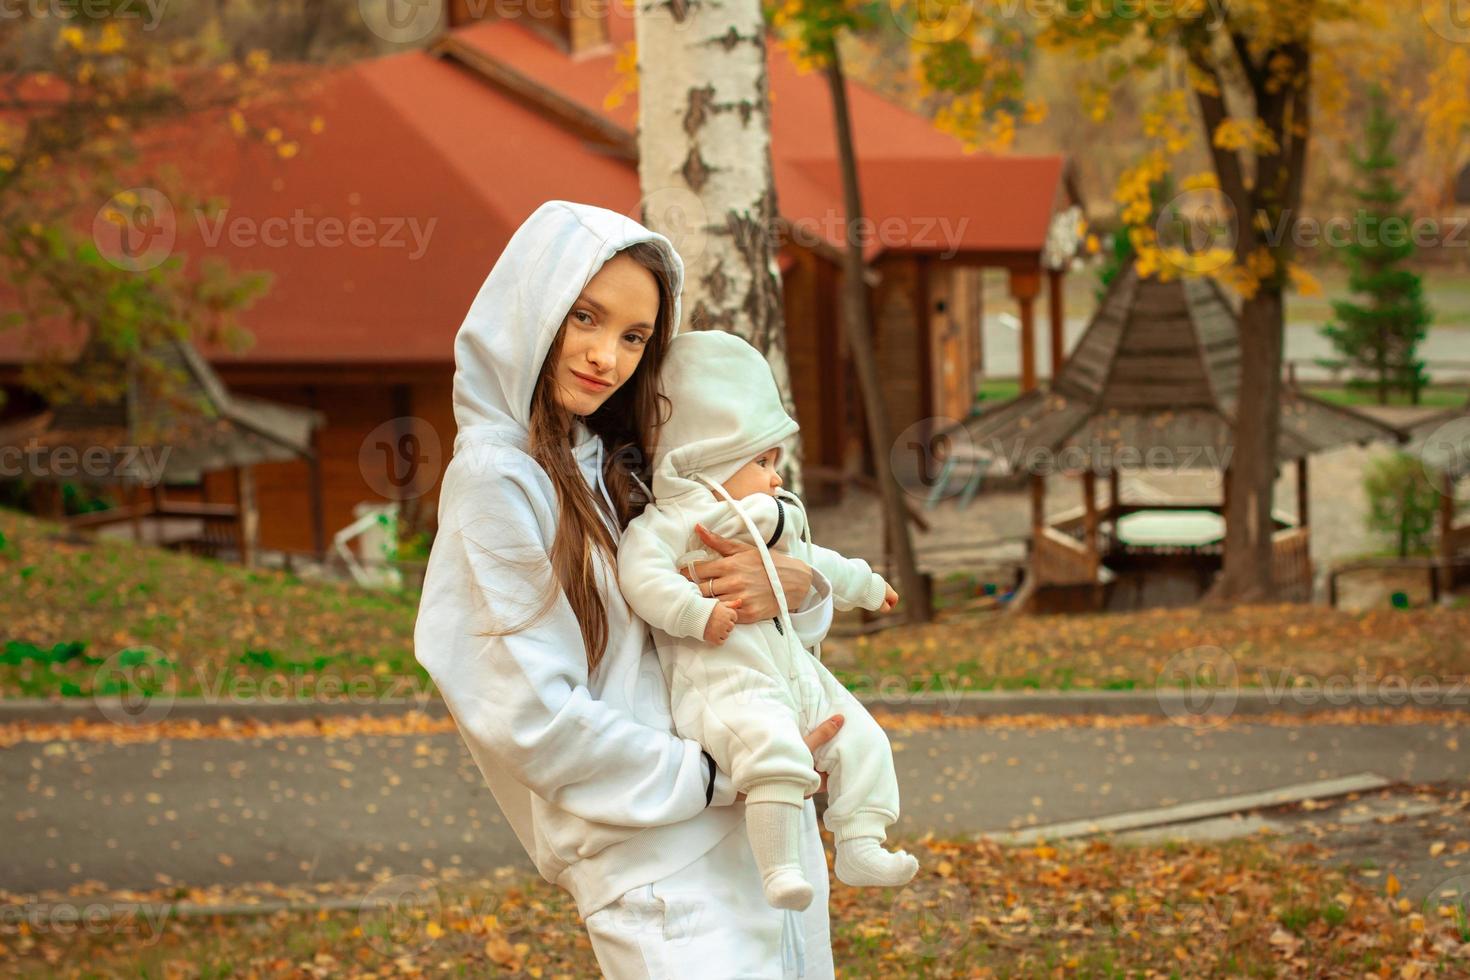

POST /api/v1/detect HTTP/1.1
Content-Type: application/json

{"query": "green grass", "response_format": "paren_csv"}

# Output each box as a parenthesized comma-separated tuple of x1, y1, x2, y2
(0, 506, 426, 700)
(4, 504, 1468, 701)
(1302, 383, 1469, 408)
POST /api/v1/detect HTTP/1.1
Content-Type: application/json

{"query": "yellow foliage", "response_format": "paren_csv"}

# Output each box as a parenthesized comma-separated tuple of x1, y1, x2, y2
(603, 41, 638, 111)
(1286, 263, 1322, 297)
(1212, 118, 1280, 155)
(96, 23, 126, 55)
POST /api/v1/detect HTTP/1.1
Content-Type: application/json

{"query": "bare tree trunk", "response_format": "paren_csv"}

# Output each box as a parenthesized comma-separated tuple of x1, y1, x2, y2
(1215, 288, 1283, 599)
(298, 0, 324, 61)
(1191, 32, 1310, 601)
(635, 0, 804, 496)
(821, 48, 929, 624)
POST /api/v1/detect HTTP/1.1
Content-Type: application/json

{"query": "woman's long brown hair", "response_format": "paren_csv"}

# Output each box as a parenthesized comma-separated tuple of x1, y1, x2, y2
(476, 241, 676, 676)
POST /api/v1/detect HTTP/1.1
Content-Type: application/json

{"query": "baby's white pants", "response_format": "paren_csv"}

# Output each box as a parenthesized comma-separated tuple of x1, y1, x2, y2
(662, 619, 901, 843)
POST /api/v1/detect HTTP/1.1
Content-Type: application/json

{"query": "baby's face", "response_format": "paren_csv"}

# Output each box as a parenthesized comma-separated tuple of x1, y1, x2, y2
(721, 446, 783, 500)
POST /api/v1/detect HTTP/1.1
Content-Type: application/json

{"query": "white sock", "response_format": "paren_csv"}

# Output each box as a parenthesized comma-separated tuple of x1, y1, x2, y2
(835, 836, 919, 888)
(745, 801, 813, 910)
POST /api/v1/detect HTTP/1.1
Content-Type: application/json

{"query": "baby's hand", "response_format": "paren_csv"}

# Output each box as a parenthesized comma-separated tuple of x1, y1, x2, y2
(703, 600, 741, 645)
(878, 584, 899, 614)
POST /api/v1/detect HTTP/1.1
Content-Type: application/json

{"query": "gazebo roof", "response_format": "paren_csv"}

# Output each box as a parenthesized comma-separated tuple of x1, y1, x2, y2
(0, 335, 323, 485)
(959, 261, 1404, 473)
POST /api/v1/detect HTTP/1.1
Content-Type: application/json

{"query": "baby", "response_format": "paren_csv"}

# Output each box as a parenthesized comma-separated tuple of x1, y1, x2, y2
(617, 329, 919, 911)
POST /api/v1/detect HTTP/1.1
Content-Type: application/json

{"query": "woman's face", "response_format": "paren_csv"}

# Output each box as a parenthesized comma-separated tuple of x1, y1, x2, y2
(552, 252, 661, 417)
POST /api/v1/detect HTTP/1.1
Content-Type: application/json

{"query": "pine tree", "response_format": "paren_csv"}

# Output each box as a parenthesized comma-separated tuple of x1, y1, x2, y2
(1319, 86, 1433, 405)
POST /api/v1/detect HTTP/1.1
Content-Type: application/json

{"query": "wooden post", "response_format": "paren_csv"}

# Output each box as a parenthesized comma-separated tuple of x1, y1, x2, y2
(1010, 268, 1041, 392)
(1082, 469, 1099, 556)
(1296, 457, 1309, 528)
(1107, 467, 1121, 520)
(129, 482, 143, 542)
(1048, 268, 1065, 379)
(1029, 473, 1045, 533)
(1440, 491, 1456, 595)
(235, 465, 259, 569)
(970, 268, 985, 381)
(307, 384, 327, 561)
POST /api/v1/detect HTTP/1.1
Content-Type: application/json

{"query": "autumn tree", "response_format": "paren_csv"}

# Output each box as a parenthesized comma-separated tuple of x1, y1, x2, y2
(911, 0, 1470, 599)
(0, 18, 302, 415)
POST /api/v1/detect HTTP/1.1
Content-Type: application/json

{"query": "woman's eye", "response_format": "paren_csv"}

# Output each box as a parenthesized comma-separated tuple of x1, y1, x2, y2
(572, 310, 594, 326)
(624, 332, 648, 346)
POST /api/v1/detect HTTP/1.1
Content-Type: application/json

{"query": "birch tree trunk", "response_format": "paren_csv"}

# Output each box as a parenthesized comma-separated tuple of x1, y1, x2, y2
(635, 0, 804, 495)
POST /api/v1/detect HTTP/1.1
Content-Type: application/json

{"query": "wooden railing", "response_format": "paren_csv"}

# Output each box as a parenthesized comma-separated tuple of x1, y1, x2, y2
(1032, 526, 1100, 586)
(1271, 526, 1313, 602)
(67, 499, 241, 559)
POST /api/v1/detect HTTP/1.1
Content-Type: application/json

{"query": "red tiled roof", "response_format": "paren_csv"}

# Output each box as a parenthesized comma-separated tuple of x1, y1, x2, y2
(454, 14, 1067, 258)
(0, 14, 1066, 367)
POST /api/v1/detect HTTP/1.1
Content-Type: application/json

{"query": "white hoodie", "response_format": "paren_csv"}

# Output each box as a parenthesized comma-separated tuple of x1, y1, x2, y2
(412, 200, 835, 919)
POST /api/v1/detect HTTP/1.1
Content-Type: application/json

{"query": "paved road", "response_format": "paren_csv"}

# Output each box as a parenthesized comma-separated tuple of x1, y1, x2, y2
(3, 720, 1463, 897)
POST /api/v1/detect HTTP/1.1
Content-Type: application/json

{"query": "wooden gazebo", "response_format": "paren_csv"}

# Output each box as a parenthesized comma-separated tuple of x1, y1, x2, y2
(952, 261, 1404, 613)
(0, 336, 324, 566)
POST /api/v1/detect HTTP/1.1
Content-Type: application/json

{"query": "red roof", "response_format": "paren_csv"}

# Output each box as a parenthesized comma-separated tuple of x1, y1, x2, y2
(0, 15, 1067, 367)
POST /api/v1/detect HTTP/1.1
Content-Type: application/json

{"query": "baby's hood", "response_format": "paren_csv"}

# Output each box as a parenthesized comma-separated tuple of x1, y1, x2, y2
(651, 330, 799, 503)
(450, 200, 685, 455)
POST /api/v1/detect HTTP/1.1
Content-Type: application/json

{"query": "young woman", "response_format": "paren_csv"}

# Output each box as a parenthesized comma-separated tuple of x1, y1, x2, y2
(414, 200, 844, 977)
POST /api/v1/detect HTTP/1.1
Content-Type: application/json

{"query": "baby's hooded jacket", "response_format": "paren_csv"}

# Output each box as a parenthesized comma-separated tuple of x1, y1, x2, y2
(412, 201, 836, 919)
(620, 330, 889, 646)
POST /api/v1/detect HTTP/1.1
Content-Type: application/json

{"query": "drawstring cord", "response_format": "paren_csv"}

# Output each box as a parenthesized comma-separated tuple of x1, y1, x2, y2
(692, 475, 800, 658)
(781, 907, 807, 977)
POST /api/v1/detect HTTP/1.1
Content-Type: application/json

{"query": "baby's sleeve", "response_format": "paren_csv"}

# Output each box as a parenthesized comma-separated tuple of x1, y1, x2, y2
(617, 520, 721, 639)
(806, 542, 889, 612)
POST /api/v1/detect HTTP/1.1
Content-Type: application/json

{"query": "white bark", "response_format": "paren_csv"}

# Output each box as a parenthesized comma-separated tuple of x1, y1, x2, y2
(635, 0, 804, 494)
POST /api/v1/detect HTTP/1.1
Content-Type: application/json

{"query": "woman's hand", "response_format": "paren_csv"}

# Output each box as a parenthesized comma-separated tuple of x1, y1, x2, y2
(679, 523, 813, 624)
(732, 714, 844, 802)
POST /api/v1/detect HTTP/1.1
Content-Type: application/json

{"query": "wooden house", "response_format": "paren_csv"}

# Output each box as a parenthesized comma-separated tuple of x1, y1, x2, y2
(0, 1, 1080, 559)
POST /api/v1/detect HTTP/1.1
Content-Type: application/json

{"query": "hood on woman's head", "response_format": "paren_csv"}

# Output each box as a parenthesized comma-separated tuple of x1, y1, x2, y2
(450, 200, 686, 454)
(651, 329, 799, 504)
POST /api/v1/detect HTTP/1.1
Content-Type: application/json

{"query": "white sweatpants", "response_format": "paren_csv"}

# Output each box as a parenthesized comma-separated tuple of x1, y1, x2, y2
(663, 619, 902, 842)
(584, 798, 834, 979)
